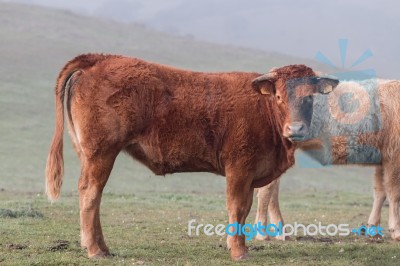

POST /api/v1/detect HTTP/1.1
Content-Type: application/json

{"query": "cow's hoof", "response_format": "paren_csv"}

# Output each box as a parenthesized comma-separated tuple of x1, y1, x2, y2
(391, 235, 400, 241)
(370, 232, 383, 239)
(391, 231, 400, 241)
(276, 235, 290, 241)
(255, 234, 270, 241)
(88, 250, 110, 259)
(231, 252, 249, 261)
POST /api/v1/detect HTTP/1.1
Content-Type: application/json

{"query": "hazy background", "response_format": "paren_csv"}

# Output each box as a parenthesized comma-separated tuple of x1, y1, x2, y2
(1, 0, 399, 78)
(0, 1, 377, 195)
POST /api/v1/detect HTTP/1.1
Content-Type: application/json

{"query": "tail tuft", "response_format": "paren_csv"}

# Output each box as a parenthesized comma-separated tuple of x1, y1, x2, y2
(45, 131, 64, 201)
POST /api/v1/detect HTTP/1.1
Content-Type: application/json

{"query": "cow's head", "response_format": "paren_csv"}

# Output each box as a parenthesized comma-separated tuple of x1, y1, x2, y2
(252, 65, 339, 142)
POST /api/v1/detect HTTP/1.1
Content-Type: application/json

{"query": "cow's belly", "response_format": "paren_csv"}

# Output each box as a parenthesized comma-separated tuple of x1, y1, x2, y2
(125, 141, 221, 176)
(301, 135, 383, 165)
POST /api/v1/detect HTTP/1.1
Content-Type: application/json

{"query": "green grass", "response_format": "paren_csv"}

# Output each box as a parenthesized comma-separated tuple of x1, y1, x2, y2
(0, 188, 399, 265)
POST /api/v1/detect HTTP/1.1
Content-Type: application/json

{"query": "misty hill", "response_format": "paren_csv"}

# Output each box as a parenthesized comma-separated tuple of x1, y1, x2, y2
(0, 2, 330, 84)
(4, 0, 399, 78)
(0, 2, 371, 195)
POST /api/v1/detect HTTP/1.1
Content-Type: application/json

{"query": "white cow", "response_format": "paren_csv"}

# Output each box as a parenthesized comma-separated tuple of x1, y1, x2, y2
(256, 79, 400, 240)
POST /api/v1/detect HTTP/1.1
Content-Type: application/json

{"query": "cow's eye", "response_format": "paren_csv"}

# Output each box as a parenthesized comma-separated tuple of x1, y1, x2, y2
(276, 95, 281, 101)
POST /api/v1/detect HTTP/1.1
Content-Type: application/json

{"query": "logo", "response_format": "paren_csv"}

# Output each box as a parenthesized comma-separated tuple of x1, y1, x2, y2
(294, 39, 382, 167)
(187, 219, 384, 240)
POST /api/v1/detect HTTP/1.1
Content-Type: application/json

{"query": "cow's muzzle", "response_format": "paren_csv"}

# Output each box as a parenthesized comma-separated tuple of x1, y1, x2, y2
(283, 122, 308, 142)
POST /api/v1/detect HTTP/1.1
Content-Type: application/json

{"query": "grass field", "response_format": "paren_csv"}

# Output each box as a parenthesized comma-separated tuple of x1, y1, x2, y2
(1, 171, 399, 266)
(1, 2, 400, 265)
(1, 155, 398, 265)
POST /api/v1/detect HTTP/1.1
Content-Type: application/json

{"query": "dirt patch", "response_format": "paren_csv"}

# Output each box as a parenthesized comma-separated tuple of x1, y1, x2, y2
(365, 237, 384, 244)
(47, 240, 70, 252)
(295, 236, 334, 243)
(5, 243, 28, 250)
(249, 245, 266, 251)
(211, 243, 226, 250)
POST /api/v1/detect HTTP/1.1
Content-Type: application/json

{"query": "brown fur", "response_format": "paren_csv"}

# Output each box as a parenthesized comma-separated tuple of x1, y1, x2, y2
(45, 54, 317, 260)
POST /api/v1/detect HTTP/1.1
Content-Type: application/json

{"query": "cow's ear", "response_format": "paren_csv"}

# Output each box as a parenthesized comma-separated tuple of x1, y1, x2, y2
(252, 73, 276, 95)
(314, 76, 339, 94)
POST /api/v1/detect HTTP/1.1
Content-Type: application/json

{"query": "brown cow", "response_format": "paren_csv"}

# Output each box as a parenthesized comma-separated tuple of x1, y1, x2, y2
(45, 54, 333, 260)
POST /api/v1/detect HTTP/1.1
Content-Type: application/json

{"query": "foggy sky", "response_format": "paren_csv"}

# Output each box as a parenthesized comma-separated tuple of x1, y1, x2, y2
(2, 0, 400, 78)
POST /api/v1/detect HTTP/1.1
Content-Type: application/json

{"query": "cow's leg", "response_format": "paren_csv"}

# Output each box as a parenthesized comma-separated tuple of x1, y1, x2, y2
(254, 179, 278, 241)
(367, 166, 386, 227)
(268, 178, 285, 240)
(79, 152, 117, 258)
(383, 164, 400, 240)
(225, 171, 253, 261)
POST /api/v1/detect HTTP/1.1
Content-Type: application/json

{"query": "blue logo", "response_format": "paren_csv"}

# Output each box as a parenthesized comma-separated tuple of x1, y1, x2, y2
(295, 39, 382, 168)
(315, 39, 373, 69)
(351, 225, 383, 237)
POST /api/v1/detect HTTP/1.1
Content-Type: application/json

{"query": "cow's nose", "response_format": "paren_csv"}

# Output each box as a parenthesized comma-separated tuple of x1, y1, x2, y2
(284, 122, 307, 137)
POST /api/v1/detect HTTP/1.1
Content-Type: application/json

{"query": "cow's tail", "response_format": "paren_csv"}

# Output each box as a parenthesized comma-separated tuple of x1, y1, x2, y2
(45, 54, 105, 201)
